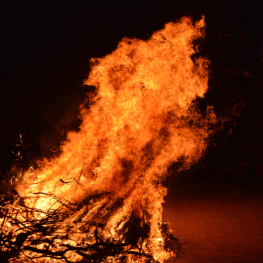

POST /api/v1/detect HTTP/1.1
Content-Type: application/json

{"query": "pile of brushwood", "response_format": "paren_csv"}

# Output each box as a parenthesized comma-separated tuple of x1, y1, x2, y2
(0, 182, 181, 263)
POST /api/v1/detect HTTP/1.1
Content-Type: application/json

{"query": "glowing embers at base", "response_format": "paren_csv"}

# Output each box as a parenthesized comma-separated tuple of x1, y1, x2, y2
(1, 16, 217, 262)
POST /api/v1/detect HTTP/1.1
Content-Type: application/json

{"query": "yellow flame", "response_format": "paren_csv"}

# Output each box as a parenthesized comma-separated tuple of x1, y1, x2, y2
(15, 16, 217, 262)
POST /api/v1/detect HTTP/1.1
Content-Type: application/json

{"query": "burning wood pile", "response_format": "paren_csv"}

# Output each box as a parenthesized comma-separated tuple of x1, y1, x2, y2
(0, 17, 217, 262)
(0, 188, 179, 262)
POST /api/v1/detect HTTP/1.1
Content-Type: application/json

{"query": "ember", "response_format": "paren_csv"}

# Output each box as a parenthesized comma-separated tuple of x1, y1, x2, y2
(1, 16, 217, 262)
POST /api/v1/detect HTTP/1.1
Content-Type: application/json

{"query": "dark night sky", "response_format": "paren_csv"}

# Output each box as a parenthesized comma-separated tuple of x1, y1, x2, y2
(0, 0, 263, 172)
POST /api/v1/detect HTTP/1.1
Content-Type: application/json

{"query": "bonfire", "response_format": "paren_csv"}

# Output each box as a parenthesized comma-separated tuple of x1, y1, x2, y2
(0, 16, 217, 262)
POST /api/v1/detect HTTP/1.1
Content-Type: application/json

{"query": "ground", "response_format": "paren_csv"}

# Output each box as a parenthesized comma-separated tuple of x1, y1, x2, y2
(163, 173, 263, 263)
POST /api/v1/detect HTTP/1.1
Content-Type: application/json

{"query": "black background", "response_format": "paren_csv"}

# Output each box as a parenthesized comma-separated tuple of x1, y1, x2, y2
(1, 0, 263, 174)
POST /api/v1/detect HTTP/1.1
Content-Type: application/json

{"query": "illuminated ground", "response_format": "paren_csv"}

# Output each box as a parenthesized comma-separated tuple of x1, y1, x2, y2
(163, 173, 263, 263)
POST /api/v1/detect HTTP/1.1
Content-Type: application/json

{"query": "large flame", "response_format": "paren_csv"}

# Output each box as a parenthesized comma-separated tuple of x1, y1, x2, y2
(11, 16, 216, 262)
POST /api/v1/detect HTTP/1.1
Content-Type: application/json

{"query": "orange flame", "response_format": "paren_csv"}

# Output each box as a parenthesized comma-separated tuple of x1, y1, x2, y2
(15, 16, 217, 262)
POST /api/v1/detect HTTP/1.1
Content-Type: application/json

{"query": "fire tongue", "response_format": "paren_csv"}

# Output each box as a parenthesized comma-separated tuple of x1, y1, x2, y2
(3, 16, 217, 262)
